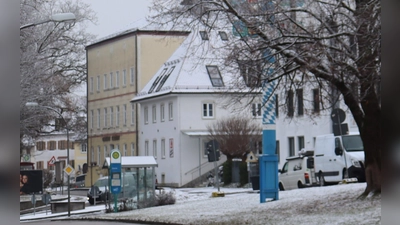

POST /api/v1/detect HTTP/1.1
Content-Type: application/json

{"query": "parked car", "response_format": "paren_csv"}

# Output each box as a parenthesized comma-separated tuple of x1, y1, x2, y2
(87, 172, 137, 205)
(278, 150, 317, 191)
(74, 174, 86, 188)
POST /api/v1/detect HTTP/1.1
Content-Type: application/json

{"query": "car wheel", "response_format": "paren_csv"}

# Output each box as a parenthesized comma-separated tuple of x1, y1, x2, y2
(279, 182, 284, 191)
(297, 181, 304, 189)
(88, 198, 94, 205)
(343, 169, 349, 179)
(319, 172, 325, 186)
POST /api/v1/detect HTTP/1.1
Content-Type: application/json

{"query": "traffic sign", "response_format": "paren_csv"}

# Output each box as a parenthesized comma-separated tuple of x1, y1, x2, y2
(64, 164, 74, 176)
(48, 156, 56, 166)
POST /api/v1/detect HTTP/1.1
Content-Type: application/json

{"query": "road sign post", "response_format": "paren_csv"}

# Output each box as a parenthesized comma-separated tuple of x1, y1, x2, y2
(110, 149, 121, 212)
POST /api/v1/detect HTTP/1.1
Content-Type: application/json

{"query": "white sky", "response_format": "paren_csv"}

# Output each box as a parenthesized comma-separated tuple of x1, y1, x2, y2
(80, 0, 151, 38)
(21, 183, 381, 224)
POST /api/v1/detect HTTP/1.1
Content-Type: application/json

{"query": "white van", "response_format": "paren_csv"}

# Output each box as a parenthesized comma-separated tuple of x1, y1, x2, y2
(278, 151, 316, 191)
(314, 133, 365, 185)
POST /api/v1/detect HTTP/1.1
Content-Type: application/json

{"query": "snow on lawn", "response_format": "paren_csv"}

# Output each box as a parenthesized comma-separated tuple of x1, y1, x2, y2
(78, 183, 381, 225)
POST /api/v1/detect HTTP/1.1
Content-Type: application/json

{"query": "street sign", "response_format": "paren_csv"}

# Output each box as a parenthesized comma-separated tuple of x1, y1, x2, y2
(64, 164, 74, 176)
(48, 156, 56, 166)
(110, 149, 122, 195)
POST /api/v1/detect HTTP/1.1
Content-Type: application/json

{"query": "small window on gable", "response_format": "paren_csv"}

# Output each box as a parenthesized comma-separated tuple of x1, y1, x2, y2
(199, 31, 209, 40)
(219, 31, 228, 41)
(206, 66, 224, 87)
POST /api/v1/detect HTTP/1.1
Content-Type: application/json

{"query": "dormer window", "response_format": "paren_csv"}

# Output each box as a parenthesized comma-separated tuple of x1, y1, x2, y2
(199, 31, 209, 40)
(219, 31, 228, 41)
(206, 65, 224, 87)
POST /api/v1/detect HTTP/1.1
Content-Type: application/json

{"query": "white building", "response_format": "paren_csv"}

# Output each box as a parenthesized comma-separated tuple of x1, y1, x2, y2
(132, 29, 263, 187)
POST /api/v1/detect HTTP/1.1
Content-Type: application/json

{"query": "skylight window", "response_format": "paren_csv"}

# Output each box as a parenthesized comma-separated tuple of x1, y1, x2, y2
(206, 66, 224, 87)
(155, 66, 175, 92)
(199, 31, 209, 40)
(219, 31, 228, 41)
(148, 68, 167, 94)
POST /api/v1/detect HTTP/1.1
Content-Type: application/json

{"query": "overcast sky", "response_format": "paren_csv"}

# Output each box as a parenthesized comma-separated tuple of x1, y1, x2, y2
(80, 0, 151, 38)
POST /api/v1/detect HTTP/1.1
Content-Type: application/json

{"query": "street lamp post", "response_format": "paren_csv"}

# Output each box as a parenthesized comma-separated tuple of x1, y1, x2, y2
(26, 102, 72, 217)
(20, 12, 76, 30)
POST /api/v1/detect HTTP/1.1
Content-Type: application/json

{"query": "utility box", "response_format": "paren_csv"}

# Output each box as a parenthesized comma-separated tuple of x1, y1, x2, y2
(259, 154, 279, 202)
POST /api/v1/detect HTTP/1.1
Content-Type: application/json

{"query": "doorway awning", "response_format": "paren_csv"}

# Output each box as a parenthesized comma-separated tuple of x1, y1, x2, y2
(103, 156, 158, 168)
(182, 131, 210, 136)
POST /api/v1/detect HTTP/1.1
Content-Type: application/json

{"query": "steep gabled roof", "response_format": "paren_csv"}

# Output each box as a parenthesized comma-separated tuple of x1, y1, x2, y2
(131, 27, 257, 103)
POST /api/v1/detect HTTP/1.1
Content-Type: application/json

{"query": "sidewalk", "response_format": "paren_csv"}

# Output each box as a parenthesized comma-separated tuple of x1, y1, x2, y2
(20, 203, 104, 222)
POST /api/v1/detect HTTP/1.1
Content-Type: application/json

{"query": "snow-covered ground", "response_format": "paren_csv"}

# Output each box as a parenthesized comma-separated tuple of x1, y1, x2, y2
(70, 182, 380, 225)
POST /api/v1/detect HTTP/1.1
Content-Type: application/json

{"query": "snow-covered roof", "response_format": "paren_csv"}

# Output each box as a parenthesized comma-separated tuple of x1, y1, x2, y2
(131, 27, 258, 103)
(103, 156, 158, 168)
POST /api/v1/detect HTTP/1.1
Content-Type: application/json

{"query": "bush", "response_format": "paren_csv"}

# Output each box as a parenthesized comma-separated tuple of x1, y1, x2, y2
(223, 160, 232, 184)
(155, 190, 176, 206)
(239, 161, 249, 186)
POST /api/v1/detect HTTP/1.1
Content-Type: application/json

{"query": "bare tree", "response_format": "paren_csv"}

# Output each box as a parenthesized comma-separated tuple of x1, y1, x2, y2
(207, 116, 262, 161)
(20, 0, 95, 155)
(149, 0, 381, 196)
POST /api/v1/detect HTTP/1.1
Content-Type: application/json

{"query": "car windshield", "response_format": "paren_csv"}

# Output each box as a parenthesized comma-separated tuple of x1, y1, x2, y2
(342, 135, 363, 152)
(94, 178, 108, 187)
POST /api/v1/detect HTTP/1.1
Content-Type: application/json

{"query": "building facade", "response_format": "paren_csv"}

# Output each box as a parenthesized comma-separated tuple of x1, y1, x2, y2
(86, 29, 189, 185)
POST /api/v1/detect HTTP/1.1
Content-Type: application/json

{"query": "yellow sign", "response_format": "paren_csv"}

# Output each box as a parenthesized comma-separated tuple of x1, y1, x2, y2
(64, 164, 74, 175)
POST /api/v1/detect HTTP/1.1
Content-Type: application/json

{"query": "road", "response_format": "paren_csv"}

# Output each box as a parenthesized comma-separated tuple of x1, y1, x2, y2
(22, 221, 149, 225)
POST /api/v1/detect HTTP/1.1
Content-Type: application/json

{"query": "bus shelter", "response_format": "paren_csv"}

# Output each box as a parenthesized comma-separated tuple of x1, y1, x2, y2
(104, 156, 158, 208)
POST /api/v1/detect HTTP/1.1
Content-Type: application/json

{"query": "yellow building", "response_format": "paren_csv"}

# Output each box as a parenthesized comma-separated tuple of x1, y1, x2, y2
(86, 29, 189, 186)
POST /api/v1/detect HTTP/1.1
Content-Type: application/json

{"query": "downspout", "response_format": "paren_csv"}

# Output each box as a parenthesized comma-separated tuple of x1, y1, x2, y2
(135, 32, 139, 156)
(86, 48, 92, 186)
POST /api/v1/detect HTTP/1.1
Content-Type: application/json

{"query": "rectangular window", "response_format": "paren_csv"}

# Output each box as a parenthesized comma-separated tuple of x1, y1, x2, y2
(123, 104, 127, 125)
(153, 140, 157, 159)
(97, 146, 101, 164)
(298, 136, 305, 152)
(168, 103, 173, 121)
(131, 104, 135, 125)
(131, 143, 135, 156)
(109, 107, 113, 127)
(152, 105, 157, 123)
(239, 60, 262, 87)
(287, 90, 294, 117)
(145, 141, 149, 156)
(275, 94, 279, 117)
(81, 143, 87, 153)
(89, 77, 94, 93)
(123, 69, 127, 86)
(288, 137, 295, 156)
(104, 108, 108, 127)
(104, 74, 107, 90)
(110, 72, 113, 88)
(144, 106, 149, 124)
(130, 67, 135, 85)
(297, 89, 304, 116)
(123, 144, 127, 156)
(58, 140, 67, 149)
(97, 76, 100, 91)
(276, 140, 280, 162)
(313, 89, 320, 113)
(116, 106, 120, 127)
(97, 109, 101, 128)
(115, 71, 120, 87)
(160, 104, 165, 122)
(252, 103, 262, 117)
(36, 161, 44, 170)
(203, 103, 214, 118)
(161, 139, 166, 159)
(90, 147, 94, 163)
(90, 110, 94, 129)
(219, 31, 228, 41)
(199, 31, 209, 40)
(48, 141, 56, 150)
(206, 65, 224, 87)
(104, 145, 108, 160)
(36, 141, 46, 150)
